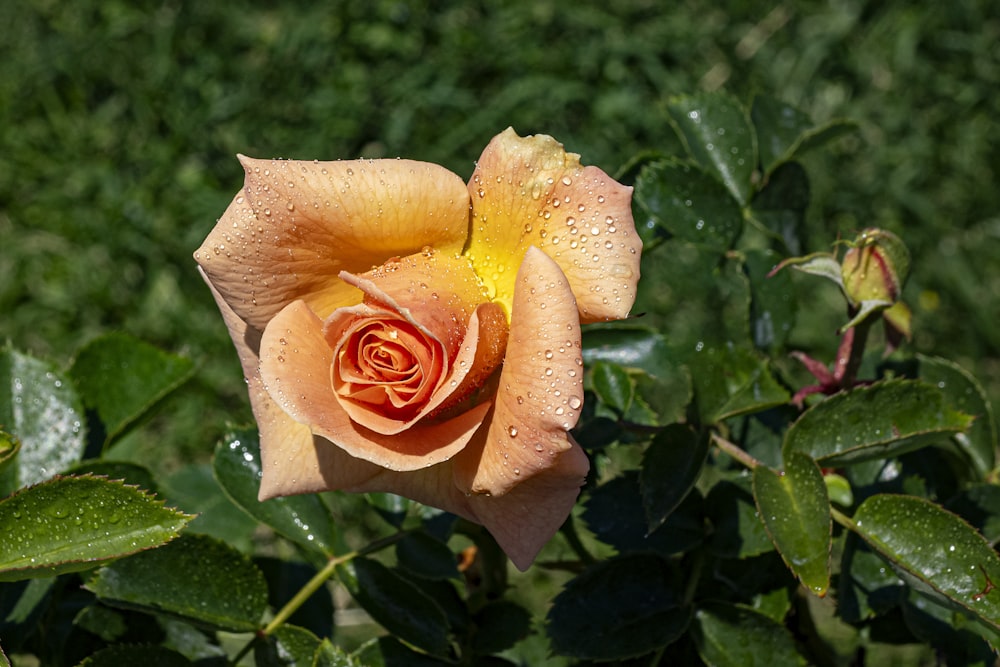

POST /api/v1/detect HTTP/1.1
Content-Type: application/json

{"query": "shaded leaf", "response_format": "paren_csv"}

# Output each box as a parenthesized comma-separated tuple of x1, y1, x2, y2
(69, 333, 194, 446)
(546, 553, 690, 661)
(337, 557, 450, 657)
(584, 472, 703, 556)
(902, 591, 997, 665)
(667, 92, 756, 205)
(0, 577, 55, 646)
(783, 380, 973, 465)
(0, 348, 86, 489)
(705, 480, 774, 558)
(690, 344, 790, 423)
(947, 484, 1000, 544)
(692, 601, 807, 666)
(838, 532, 907, 624)
(641, 424, 708, 531)
(0, 475, 191, 581)
(590, 361, 633, 413)
(77, 645, 192, 667)
(634, 159, 743, 250)
(213, 429, 337, 558)
(354, 636, 451, 667)
(752, 453, 831, 596)
(852, 494, 1000, 634)
(471, 600, 531, 655)
(87, 533, 267, 632)
(63, 460, 159, 494)
(751, 95, 855, 176)
(256, 557, 334, 640)
(255, 625, 321, 667)
(395, 532, 459, 581)
(165, 463, 256, 552)
(743, 248, 797, 352)
(748, 161, 809, 255)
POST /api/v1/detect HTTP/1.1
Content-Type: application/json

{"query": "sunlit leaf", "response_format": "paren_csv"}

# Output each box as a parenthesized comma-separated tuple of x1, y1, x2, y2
(0, 475, 191, 581)
(692, 602, 807, 666)
(641, 425, 708, 531)
(783, 380, 973, 465)
(337, 557, 450, 657)
(752, 453, 831, 596)
(314, 640, 362, 667)
(667, 92, 757, 205)
(852, 494, 1000, 634)
(634, 159, 743, 250)
(213, 429, 337, 558)
(69, 333, 194, 446)
(546, 553, 691, 660)
(0, 348, 86, 489)
(87, 533, 268, 632)
(590, 361, 633, 413)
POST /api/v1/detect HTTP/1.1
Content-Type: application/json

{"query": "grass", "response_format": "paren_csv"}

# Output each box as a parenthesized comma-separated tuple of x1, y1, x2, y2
(2, 0, 998, 470)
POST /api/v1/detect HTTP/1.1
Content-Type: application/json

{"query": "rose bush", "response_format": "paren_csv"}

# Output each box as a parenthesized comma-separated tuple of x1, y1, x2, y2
(194, 128, 641, 568)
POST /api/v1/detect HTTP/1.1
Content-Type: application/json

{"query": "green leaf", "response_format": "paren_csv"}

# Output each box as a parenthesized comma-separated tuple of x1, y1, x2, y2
(640, 425, 708, 531)
(947, 484, 1000, 544)
(838, 532, 906, 623)
(851, 494, 1000, 634)
(752, 453, 831, 596)
(667, 92, 757, 205)
(395, 532, 459, 581)
(0, 577, 55, 642)
(590, 361, 633, 413)
(692, 602, 807, 666)
(314, 640, 362, 667)
(471, 600, 531, 655)
(743, 248, 797, 352)
(87, 533, 267, 632)
(783, 380, 974, 465)
(255, 625, 321, 667)
(213, 429, 337, 558)
(634, 159, 743, 250)
(337, 557, 450, 657)
(77, 645, 192, 667)
(165, 464, 257, 551)
(902, 591, 997, 665)
(0, 431, 19, 482)
(776, 252, 844, 289)
(0, 475, 191, 581)
(584, 472, 703, 557)
(690, 345, 790, 423)
(751, 95, 856, 176)
(546, 553, 691, 661)
(64, 460, 159, 494)
(748, 161, 809, 255)
(913, 354, 996, 478)
(68, 333, 195, 446)
(0, 348, 86, 489)
(0, 643, 7, 667)
(705, 480, 775, 558)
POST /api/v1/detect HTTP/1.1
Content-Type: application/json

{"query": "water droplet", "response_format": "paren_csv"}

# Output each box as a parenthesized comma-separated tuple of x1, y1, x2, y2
(569, 396, 582, 409)
(508, 426, 518, 437)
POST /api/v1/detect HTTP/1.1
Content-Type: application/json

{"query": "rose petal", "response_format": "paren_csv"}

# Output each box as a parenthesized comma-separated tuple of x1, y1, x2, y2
(465, 128, 642, 323)
(194, 157, 471, 330)
(259, 300, 492, 471)
(468, 440, 589, 570)
(197, 268, 381, 499)
(454, 247, 587, 497)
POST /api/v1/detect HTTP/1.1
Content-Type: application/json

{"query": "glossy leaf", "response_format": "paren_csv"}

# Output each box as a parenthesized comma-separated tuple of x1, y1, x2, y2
(752, 453, 831, 596)
(87, 533, 268, 632)
(914, 354, 996, 478)
(337, 557, 450, 657)
(255, 625, 321, 667)
(0, 348, 86, 488)
(634, 159, 743, 250)
(546, 553, 691, 661)
(213, 429, 337, 557)
(314, 640, 362, 667)
(590, 361, 634, 413)
(692, 602, 807, 666)
(667, 92, 756, 205)
(641, 424, 708, 531)
(851, 494, 1000, 633)
(751, 95, 855, 176)
(689, 345, 790, 423)
(77, 645, 192, 667)
(68, 333, 195, 445)
(0, 475, 191, 581)
(783, 380, 973, 465)
(0, 431, 18, 482)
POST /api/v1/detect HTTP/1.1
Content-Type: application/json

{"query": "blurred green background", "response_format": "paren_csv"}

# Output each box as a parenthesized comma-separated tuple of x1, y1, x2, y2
(2, 0, 998, 470)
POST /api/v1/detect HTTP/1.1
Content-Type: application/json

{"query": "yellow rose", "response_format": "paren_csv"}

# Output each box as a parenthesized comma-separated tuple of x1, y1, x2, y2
(194, 128, 641, 569)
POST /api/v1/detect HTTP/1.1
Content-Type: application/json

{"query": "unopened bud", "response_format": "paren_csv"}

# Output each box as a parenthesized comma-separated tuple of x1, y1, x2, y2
(840, 228, 910, 307)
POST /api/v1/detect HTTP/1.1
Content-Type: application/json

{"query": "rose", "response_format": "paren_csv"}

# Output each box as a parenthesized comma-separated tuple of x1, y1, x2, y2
(194, 128, 641, 569)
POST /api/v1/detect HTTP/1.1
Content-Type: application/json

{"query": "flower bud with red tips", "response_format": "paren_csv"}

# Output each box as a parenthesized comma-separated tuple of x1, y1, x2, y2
(840, 228, 910, 308)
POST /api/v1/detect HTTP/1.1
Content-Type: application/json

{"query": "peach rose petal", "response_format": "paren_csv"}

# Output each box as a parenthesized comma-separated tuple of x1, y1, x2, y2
(197, 268, 382, 500)
(259, 300, 492, 472)
(468, 440, 590, 571)
(194, 157, 471, 330)
(465, 128, 642, 323)
(454, 247, 587, 497)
